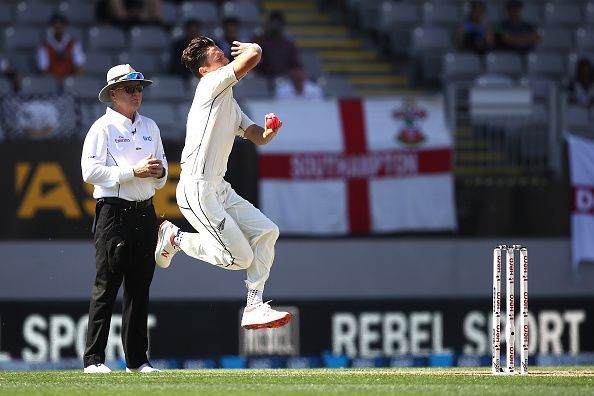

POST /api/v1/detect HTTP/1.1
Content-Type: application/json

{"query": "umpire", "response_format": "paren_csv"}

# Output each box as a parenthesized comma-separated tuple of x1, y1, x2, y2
(80, 64, 167, 373)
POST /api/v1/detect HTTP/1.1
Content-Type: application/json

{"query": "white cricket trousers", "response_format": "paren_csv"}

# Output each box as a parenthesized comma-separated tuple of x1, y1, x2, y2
(176, 177, 279, 291)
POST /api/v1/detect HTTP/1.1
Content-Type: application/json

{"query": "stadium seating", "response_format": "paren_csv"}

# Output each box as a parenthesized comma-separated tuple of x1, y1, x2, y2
(442, 52, 483, 82)
(411, 26, 453, 82)
(84, 52, 116, 77)
(0, 4, 13, 28)
(575, 27, 594, 51)
(485, 52, 524, 78)
(4, 26, 42, 52)
(543, 3, 583, 27)
(180, 1, 219, 27)
(118, 51, 162, 75)
(526, 52, 566, 79)
(63, 75, 105, 101)
(233, 75, 271, 99)
(222, 1, 261, 26)
(422, 2, 461, 29)
(140, 102, 185, 140)
(538, 27, 573, 52)
(318, 75, 353, 98)
(130, 26, 169, 51)
(0, 79, 12, 95)
(20, 76, 60, 95)
(59, 2, 96, 26)
(15, 2, 55, 26)
(142, 75, 188, 102)
(88, 26, 127, 51)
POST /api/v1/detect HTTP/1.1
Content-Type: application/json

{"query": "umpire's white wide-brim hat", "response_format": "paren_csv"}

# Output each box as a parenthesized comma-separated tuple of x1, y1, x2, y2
(98, 64, 153, 103)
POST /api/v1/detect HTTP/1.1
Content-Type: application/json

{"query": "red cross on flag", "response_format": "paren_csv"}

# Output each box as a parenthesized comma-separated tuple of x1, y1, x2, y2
(247, 96, 457, 235)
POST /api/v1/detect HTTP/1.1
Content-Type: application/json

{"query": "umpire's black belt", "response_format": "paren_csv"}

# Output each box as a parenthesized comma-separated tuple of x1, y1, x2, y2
(99, 197, 153, 210)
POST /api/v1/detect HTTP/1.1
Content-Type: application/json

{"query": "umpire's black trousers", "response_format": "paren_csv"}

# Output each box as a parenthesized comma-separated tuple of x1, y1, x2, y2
(83, 198, 157, 369)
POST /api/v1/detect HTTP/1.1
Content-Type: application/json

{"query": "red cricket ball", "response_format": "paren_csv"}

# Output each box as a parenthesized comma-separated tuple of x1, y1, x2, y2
(265, 114, 281, 129)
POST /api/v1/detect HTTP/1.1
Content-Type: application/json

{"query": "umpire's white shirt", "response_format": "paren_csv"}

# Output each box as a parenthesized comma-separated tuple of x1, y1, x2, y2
(181, 63, 254, 181)
(81, 107, 168, 201)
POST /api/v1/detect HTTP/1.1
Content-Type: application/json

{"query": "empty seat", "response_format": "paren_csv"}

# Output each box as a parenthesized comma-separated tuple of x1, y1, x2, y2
(411, 26, 452, 53)
(130, 26, 168, 50)
(180, 1, 219, 26)
(20, 76, 60, 95)
(538, 27, 573, 51)
(319, 75, 353, 98)
(412, 26, 453, 83)
(143, 75, 188, 101)
(118, 52, 161, 75)
(63, 75, 105, 101)
(587, 2, 594, 25)
(4, 26, 42, 51)
(7, 52, 35, 73)
(59, 2, 96, 25)
(356, 0, 385, 31)
(233, 76, 271, 99)
(521, 3, 542, 25)
(485, 52, 524, 77)
(526, 52, 565, 79)
(519, 76, 555, 101)
(544, 3, 582, 26)
(140, 102, 184, 140)
(0, 78, 12, 95)
(422, 1, 461, 27)
(442, 51, 482, 82)
(0, 4, 13, 27)
(380, 2, 420, 33)
(162, 1, 178, 25)
(88, 26, 127, 51)
(575, 27, 594, 51)
(84, 52, 115, 76)
(300, 51, 323, 79)
(222, 1, 261, 25)
(15, 2, 56, 25)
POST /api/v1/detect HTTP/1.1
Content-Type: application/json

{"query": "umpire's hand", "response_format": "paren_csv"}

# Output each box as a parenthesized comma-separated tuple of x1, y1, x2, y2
(133, 154, 163, 178)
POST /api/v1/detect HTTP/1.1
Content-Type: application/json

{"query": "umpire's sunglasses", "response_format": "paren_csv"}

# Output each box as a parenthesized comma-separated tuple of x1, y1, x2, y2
(115, 85, 144, 94)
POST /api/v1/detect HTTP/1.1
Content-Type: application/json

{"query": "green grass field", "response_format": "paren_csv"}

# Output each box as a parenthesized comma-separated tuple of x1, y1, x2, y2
(1, 367, 593, 396)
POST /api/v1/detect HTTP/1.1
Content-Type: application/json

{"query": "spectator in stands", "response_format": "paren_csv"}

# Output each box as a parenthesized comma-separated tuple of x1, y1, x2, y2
(496, 0, 540, 54)
(96, 0, 163, 28)
(216, 17, 248, 60)
(275, 66, 323, 100)
(36, 14, 85, 80)
(253, 11, 301, 79)
(1, 58, 21, 92)
(170, 19, 203, 78)
(568, 58, 594, 109)
(455, 1, 493, 55)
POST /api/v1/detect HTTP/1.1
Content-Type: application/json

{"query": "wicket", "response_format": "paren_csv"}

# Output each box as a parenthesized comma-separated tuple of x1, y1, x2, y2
(492, 245, 528, 375)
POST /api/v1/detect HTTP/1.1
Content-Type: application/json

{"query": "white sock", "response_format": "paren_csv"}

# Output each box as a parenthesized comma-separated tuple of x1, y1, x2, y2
(246, 289, 263, 307)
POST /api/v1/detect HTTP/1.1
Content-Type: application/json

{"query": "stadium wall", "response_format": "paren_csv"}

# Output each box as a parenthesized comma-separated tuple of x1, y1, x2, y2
(1, 238, 593, 299)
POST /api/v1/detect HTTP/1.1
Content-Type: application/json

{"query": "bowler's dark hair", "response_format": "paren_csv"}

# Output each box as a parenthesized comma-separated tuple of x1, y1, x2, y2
(181, 35, 216, 77)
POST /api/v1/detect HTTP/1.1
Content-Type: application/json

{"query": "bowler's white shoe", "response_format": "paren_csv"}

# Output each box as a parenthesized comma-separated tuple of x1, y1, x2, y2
(241, 301, 291, 330)
(126, 363, 161, 373)
(155, 220, 180, 268)
(83, 363, 112, 373)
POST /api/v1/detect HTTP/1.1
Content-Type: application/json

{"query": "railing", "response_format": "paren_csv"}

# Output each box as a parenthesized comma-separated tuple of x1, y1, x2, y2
(446, 80, 562, 183)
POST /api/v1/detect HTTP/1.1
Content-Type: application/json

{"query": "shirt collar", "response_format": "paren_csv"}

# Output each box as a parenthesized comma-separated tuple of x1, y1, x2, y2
(106, 107, 142, 128)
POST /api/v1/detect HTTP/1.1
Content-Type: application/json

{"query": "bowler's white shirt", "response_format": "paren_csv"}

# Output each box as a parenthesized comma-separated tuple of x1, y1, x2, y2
(181, 63, 254, 181)
(81, 107, 168, 201)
